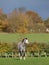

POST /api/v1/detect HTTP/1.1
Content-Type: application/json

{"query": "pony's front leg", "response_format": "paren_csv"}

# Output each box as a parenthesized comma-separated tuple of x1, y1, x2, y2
(22, 50, 26, 60)
(19, 51, 23, 60)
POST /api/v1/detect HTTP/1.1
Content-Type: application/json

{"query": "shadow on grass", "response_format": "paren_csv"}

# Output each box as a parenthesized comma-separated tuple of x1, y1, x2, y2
(14, 58, 20, 61)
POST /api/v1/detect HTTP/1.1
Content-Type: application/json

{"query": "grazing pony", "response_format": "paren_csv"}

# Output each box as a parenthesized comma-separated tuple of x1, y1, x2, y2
(17, 38, 29, 60)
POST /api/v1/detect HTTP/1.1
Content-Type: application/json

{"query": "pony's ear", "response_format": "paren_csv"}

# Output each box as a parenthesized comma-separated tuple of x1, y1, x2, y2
(25, 38, 27, 39)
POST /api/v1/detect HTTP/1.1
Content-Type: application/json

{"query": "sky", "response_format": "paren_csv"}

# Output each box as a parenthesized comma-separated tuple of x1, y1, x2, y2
(0, 0, 49, 20)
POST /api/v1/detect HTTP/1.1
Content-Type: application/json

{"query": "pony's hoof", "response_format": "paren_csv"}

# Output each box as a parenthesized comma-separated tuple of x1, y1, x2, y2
(20, 57, 22, 60)
(23, 57, 26, 60)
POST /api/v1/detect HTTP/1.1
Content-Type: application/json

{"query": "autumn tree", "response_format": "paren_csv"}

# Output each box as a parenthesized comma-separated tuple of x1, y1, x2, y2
(0, 14, 8, 32)
(16, 13, 29, 33)
(44, 18, 49, 28)
(7, 8, 29, 33)
(26, 11, 46, 33)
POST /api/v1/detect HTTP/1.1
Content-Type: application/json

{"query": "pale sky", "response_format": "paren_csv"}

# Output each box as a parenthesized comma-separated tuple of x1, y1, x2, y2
(0, 0, 49, 20)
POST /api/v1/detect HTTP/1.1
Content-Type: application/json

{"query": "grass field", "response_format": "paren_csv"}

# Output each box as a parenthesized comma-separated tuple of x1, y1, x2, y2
(0, 57, 49, 65)
(0, 33, 49, 65)
(0, 33, 49, 43)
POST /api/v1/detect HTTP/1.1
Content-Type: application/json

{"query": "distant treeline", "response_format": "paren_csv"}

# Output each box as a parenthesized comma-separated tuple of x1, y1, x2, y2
(0, 7, 49, 33)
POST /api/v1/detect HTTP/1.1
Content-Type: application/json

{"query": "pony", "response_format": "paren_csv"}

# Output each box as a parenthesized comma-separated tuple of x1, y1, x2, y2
(17, 38, 29, 60)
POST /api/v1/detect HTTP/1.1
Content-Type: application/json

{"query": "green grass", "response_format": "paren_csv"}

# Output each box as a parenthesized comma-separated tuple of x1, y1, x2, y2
(0, 57, 49, 65)
(0, 33, 49, 43)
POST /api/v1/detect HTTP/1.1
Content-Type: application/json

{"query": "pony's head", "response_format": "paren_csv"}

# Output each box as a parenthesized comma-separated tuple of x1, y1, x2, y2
(22, 38, 29, 44)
